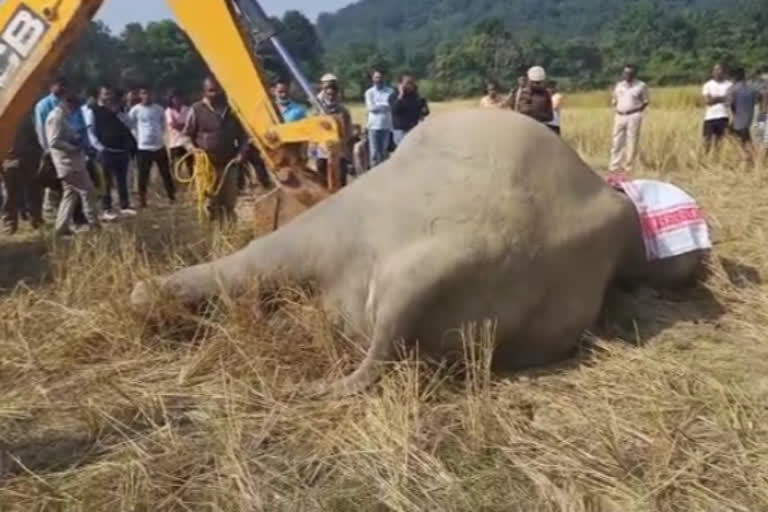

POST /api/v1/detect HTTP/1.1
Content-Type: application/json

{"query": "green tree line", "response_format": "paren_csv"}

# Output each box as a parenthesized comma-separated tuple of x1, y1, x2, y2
(57, 0, 768, 103)
(58, 10, 324, 101)
(323, 0, 768, 99)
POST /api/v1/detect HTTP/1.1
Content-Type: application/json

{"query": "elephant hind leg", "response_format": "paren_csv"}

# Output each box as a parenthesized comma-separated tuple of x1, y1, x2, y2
(314, 321, 399, 398)
(313, 240, 471, 398)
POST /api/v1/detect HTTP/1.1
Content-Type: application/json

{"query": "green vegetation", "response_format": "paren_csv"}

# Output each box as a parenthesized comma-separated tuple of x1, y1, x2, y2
(59, 11, 324, 98)
(321, 0, 768, 98)
(61, 0, 768, 101)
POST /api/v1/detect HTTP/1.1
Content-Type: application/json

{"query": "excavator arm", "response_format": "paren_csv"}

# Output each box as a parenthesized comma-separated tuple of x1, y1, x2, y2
(0, 0, 343, 210)
(166, 0, 343, 198)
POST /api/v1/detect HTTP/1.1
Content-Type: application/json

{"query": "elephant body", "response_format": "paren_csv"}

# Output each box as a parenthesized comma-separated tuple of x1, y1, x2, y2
(132, 110, 707, 395)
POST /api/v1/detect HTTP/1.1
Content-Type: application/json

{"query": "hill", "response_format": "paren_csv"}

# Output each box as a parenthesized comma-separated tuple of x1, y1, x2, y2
(318, 0, 724, 52)
(316, 0, 768, 97)
(53, 1, 768, 101)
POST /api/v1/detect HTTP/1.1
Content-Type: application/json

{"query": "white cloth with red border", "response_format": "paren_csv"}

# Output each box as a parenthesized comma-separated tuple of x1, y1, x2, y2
(605, 174, 712, 261)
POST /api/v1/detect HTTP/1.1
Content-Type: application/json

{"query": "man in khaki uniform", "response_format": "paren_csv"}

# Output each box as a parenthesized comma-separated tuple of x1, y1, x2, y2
(609, 64, 650, 172)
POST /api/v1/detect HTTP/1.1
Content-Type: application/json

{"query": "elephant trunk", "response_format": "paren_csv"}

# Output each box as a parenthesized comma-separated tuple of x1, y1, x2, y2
(130, 228, 310, 312)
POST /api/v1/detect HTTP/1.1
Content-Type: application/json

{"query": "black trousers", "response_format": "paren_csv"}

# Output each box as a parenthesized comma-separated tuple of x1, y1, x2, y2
(100, 150, 132, 211)
(2, 155, 42, 231)
(136, 148, 175, 202)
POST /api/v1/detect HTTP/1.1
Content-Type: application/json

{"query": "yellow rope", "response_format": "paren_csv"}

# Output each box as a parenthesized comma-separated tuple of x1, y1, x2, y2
(173, 149, 258, 224)
(174, 149, 216, 224)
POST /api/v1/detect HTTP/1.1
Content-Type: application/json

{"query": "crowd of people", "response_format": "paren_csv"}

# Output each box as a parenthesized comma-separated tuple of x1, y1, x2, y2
(276, 70, 431, 175)
(0, 68, 435, 237)
(2, 76, 271, 236)
(480, 65, 564, 135)
(700, 64, 768, 166)
(2, 62, 768, 237)
(480, 63, 768, 172)
(480, 64, 649, 171)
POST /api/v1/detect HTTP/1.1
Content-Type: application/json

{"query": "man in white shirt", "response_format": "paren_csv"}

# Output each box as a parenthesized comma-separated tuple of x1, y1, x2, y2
(364, 69, 394, 168)
(701, 63, 732, 154)
(128, 87, 175, 207)
(609, 64, 650, 173)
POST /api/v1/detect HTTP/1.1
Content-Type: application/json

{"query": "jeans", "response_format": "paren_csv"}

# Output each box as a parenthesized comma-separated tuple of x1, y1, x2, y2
(136, 148, 175, 203)
(100, 150, 131, 211)
(368, 129, 392, 168)
(392, 129, 407, 147)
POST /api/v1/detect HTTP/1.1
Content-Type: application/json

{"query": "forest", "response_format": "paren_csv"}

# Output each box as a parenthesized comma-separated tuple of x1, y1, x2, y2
(61, 0, 768, 100)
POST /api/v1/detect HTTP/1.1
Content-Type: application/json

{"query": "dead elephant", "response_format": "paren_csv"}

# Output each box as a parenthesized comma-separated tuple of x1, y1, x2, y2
(131, 110, 709, 396)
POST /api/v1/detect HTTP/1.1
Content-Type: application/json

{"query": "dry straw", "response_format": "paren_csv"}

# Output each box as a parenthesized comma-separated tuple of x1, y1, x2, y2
(1, 89, 768, 510)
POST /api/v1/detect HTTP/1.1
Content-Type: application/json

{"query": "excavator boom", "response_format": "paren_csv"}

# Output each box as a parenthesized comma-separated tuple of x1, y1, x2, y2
(165, 1, 340, 161)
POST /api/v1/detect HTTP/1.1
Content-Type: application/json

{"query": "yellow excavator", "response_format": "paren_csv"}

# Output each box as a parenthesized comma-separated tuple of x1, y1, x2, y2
(0, 0, 343, 226)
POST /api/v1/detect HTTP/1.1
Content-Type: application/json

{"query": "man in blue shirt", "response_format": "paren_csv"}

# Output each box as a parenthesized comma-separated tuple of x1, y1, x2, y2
(274, 80, 307, 123)
(34, 78, 66, 153)
(34, 77, 89, 152)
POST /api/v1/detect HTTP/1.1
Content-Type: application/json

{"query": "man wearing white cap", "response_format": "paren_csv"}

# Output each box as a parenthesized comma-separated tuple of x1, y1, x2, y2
(609, 64, 650, 173)
(515, 66, 554, 127)
(318, 73, 338, 101)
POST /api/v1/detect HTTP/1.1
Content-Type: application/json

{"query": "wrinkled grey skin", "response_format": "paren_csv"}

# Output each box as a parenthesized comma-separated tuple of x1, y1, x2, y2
(131, 110, 707, 396)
